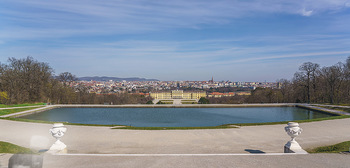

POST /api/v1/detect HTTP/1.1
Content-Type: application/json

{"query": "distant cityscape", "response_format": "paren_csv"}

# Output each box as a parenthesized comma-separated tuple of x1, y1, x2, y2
(72, 77, 280, 99)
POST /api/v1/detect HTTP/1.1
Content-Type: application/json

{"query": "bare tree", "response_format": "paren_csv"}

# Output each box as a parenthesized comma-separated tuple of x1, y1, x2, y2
(0, 57, 53, 103)
(344, 56, 350, 101)
(58, 72, 77, 87)
(277, 79, 294, 103)
(294, 62, 320, 103)
(319, 63, 345, 104)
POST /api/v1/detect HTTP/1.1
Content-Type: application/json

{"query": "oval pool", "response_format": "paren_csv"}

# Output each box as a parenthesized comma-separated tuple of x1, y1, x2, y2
(19, 107, 336, 127)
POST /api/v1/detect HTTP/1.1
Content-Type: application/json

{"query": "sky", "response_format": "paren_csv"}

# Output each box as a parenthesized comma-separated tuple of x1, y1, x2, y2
(1, 0, 350, 81)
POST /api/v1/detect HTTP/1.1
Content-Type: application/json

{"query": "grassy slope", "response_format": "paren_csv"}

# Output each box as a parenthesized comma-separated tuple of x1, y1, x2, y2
(0, 141, 33, 154)
(113, 125, 236, 130)
(0, 103, 45, 108)
(234, 115, 350, 126)
(316, 105, 350, 113)
(0, 107, 43, 116)
(2, 117, 119, 127)
(307, 141, 350, 153)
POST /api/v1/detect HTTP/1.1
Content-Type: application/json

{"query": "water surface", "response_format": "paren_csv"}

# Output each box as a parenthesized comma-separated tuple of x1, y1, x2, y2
(20, 107, 335, 127)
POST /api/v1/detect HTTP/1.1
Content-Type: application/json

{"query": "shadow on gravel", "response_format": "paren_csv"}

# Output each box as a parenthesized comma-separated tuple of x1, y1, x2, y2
(245, 149, 266, 154)
(8, 153, 43, 168)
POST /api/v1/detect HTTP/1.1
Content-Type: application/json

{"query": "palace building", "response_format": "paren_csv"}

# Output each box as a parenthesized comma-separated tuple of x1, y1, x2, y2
(150, 90, 206, 99)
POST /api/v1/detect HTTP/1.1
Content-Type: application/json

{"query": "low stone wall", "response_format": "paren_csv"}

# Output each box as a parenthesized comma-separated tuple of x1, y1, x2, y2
(3, 103, 347, 118)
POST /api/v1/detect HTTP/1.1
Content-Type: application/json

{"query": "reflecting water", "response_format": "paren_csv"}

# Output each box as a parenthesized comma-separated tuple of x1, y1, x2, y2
(20, 107, 335, 127)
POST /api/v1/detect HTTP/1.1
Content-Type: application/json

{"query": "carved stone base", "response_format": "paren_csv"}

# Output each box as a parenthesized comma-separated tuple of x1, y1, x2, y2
(284, 140, 307, 154)
(48, 140, 67, 154)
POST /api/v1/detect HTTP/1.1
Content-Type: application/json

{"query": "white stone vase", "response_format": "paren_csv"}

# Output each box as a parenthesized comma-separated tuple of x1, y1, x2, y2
(284, 122, 303, 152)
(49, 123, 67, 153)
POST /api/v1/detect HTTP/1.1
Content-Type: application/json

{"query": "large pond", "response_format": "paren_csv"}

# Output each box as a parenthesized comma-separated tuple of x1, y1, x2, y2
(20, 107, 336, 127)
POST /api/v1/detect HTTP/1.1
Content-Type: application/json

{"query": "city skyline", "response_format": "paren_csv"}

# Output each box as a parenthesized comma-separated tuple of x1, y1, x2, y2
(76, 76, 276, 82)
(1, 0, 350, 81)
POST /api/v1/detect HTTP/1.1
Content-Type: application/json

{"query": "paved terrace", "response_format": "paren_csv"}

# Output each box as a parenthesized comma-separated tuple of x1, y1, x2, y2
(0, 104, 350, 167)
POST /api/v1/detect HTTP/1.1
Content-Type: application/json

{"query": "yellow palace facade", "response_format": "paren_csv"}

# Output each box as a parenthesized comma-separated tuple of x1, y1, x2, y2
(150, 90, 206, 99)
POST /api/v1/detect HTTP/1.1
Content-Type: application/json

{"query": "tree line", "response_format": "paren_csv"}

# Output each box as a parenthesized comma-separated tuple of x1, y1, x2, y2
(1, 56, 350, 105)
(0, 57, 151, 104)
(210, 56, 350, 104)
(275, 56, 350, 104)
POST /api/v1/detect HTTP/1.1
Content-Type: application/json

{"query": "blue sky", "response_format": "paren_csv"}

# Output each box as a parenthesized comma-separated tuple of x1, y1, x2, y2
(1, 0, 350, 81)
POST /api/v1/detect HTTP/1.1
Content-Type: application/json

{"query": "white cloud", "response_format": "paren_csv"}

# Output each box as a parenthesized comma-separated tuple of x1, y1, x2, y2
(2, 33, 350, 81)
(300, 8, 313, 16)
(1, 0, 350, 41)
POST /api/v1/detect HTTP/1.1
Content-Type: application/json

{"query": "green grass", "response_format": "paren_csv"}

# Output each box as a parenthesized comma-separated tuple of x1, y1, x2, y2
(307, 141, 350, 153)
(157, 100, 174, 104)
(315, 105, 350, 113)
(181, 102, 198, 104)
(2, 117, 127, 127)
(0, 107, 43, 116)
(0, 103, 45, 108)
(319, 103, 350, 106)
(0, 141, 33, 154)
(158, 102, 174, 104)
(233, 115, 350, 126)
(4, 116, 228, 130)
(1, 117, 121, 127)
(181, 100, 197, 104)
(113, 125, 237, 130)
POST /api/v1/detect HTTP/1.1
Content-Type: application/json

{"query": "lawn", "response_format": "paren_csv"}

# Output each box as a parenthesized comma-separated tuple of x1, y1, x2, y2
(316, 105, 350, 114)
(0, 103, 45, 108)
(181, 102, 198, 104)
(307, 141, 350, 153)
(0, 107, 43, 116)
(113, 125, 237, 130)
(180, 100, 197, 104)
(0, 141, 33, 154)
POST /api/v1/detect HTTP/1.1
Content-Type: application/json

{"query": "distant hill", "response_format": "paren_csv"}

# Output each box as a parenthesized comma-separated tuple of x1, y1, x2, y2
(78, 76, 159, 81)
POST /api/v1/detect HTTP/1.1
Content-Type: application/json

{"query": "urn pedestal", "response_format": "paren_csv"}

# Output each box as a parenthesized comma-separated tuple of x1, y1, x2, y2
(48, 123, 67, 154)
(284, 122, 306, 153)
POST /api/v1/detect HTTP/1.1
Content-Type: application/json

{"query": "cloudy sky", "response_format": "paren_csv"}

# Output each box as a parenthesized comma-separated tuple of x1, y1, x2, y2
(1, 0, 350, 81)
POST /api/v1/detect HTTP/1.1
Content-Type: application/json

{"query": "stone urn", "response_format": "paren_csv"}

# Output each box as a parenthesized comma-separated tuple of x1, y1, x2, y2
(48, 123, 67, 153)
(285, 122, 302, 142)
(284, 122, 303, 153)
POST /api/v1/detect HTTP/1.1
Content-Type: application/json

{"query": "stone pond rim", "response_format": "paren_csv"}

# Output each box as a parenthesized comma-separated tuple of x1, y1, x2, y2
(10, 104, 343, 128)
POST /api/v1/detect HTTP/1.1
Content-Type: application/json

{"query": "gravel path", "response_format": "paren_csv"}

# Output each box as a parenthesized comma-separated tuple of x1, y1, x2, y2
(1, 104, 350, 167)
(0, 117, 349, 154)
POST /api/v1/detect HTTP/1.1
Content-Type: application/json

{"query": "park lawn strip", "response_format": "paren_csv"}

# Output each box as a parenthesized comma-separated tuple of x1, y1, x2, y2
(307, 141, 350, 153)
(1, 117, 121, 127)
(113, 125, 237, 130)
(181, 102, 198, 104)
(181, 100, 198, 104)
(0, 107, 44, 116)
(6, 115, 349, 130)
(0, 103, 45, 108)
(233, 115, 350, 126)
(157, 101, 173, 104)
(315, 105, 350, 113)
(3, 117, 232, 129)
(0, 141, 33, 154)
(162, 102, 173, 104)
